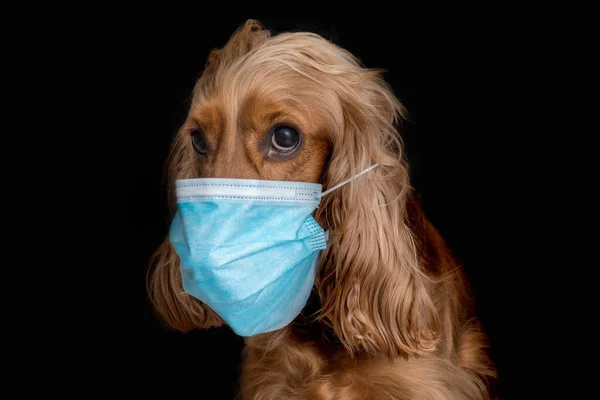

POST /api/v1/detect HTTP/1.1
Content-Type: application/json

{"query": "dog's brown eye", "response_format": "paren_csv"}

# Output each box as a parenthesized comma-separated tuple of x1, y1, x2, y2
(191, 130, 207, 154)
(271, 126, 300, 152)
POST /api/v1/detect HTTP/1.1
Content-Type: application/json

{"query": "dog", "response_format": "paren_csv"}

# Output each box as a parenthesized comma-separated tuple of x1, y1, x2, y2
(147, 19, 497, 399)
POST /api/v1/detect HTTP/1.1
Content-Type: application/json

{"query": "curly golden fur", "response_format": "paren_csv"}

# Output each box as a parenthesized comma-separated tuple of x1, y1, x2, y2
(147, 20, 497, 399)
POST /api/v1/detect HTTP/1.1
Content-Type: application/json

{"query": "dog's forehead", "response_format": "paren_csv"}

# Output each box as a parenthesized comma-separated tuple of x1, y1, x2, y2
(188, 37, 354, 136)
(195, 40, 343, 101)
(191, 69, 331, 131)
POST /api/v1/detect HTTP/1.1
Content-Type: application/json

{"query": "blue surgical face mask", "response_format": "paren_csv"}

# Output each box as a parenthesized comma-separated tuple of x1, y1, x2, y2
(169, 164, 379, 336)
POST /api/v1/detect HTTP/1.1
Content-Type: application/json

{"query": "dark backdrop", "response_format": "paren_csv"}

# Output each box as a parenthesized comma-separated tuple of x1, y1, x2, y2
(109, 14, 532, 399)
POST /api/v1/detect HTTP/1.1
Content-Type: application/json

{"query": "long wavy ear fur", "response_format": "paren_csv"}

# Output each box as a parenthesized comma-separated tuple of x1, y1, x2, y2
(314, 66, 441, 359)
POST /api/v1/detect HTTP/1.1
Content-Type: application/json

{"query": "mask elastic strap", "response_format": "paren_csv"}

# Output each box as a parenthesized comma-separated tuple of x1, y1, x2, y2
(319, 164, 379, 198)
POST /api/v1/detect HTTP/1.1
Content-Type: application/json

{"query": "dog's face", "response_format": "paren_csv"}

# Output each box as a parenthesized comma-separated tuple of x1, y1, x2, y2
(180, 62, 331, 184)
(174, 20, 366, 189)
(151, 20, 440, 358)
(168, 20, 403, 197)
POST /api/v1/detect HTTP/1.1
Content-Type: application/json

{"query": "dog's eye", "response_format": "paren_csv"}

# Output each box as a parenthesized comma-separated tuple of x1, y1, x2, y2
(271, 126, 300, 152)
(191, 130, 207, 154)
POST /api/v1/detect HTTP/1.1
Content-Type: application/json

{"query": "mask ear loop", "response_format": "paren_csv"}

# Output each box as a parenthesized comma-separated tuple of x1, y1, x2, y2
(316, 164, 379, 246)
(318, 164, 379, 198)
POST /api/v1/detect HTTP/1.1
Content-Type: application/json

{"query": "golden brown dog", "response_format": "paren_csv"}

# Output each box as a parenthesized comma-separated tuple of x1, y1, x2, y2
(148, 19, 497, 399)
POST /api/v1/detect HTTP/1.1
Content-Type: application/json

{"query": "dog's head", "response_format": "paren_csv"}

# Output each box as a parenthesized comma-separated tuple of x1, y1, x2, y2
(148, 20, 439, 358)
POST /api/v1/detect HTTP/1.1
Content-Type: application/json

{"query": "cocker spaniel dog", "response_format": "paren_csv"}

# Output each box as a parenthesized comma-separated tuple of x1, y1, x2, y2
(148, 20, 497, 399)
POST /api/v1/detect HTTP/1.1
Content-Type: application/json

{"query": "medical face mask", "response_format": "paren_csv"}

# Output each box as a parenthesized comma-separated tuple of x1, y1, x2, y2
(169, 164, 378, 336)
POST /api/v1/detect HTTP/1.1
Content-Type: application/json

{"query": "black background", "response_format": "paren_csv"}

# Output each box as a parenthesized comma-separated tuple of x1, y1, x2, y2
(108, 13, 532, 399)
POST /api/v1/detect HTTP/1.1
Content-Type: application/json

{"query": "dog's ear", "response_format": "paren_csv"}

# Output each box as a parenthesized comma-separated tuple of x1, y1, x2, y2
(147, 236, 223, 332)
(314, 68, 441, 358)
